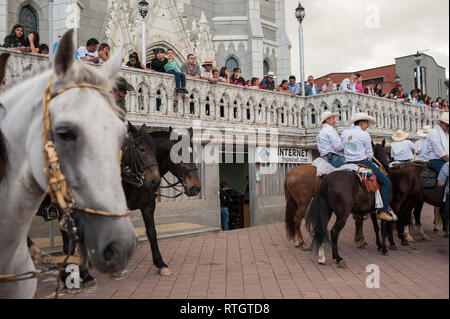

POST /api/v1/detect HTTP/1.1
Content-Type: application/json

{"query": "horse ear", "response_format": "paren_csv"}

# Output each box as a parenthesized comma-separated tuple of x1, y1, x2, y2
(101, 47, 123, 89)
(140, 124, 147, 131)
(54, 29, 75, 78)
(382, 139, 386, 147)
(127, 122, 139, 138)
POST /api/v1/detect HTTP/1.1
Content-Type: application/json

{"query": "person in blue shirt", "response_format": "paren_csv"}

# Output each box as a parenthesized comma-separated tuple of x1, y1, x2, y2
(288, 75, 300, 96)
(304, 75, 319, 96)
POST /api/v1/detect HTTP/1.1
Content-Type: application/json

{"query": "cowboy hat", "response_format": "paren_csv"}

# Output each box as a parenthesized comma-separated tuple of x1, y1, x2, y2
(434, 112, 449, 125)
(267, 71, 277, 78)
(202, 58, 214, 66)
(349, 112, 376, 125)
(392, 129, 410, 142)
(320, 111, 340, 125)
(416, 125, 432, 138)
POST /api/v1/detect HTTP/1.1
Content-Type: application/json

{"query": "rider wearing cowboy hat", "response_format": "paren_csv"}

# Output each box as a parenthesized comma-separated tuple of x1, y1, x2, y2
(390, 130, 415, 162)
(341, 112, 393, 221)
(426, 112, 449, 174)
(113, 76, 135, 121)
(316, 111, 345, 168)
(415, 125, 432, 161)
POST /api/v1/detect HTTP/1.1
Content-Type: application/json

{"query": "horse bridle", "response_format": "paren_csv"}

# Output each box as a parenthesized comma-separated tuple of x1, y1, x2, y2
(159, 161, 198, 198)
(121, 135, 159, 188)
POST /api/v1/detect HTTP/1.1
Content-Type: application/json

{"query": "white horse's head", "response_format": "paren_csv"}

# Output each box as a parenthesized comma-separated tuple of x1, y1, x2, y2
(0, 29, 136, 282)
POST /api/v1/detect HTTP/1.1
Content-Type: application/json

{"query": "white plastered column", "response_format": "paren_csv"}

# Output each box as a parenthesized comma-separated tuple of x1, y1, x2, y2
(0, 0, 7, 44)
(248, 0, 264, 79)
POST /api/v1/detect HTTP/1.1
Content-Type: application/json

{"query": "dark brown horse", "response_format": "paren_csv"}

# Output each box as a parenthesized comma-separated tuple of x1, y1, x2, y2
(0, 53, 10, 182)
(389, 162, 445, 245)
(285, 141, 391, 251)
(305, 168, 393, 267)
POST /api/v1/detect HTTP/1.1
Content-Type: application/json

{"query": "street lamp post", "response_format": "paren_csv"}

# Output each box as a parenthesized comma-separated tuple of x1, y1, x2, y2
(48, 0, 54, 61)
(414, 51, 422, 91)
(295, 2, 306, 97)
(138, 0, 149, 66)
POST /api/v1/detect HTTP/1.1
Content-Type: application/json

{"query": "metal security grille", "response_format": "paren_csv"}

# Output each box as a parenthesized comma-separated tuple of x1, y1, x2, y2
(257, 163, 298, 196)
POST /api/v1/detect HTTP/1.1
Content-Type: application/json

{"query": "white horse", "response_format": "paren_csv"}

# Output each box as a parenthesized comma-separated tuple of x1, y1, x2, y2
(0, 30, 137, 298)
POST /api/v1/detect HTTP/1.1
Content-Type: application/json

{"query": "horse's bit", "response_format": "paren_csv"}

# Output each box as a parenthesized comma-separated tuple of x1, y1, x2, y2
(159, 162, 198, 199)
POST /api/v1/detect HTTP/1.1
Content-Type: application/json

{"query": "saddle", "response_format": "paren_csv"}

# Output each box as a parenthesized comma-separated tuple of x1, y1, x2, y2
(354, 164, 380, 193)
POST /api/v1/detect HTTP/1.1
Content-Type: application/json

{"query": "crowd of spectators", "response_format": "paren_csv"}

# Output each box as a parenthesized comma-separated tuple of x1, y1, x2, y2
(4, 26, 447, 110)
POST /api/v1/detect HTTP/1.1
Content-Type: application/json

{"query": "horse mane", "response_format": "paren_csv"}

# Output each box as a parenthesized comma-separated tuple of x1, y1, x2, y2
(0, 104, 7, 180)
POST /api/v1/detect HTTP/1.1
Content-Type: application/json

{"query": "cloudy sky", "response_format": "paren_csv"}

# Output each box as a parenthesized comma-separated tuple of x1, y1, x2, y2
(284, 0, 449, 80)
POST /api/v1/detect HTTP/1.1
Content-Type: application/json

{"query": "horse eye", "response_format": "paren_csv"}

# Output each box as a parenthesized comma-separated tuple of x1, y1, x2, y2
(55, 127, 77, 142)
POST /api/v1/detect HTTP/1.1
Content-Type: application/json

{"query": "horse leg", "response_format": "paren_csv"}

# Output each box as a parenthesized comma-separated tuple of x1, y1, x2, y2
(318, 244, 327, 265)
(433, 206, 442, 232)
(295, 206, 312, 251)
(27, 236, 42, 263)
(369, 213, 382, 251)
(354, 216, 367, 248)
(330, 214, 350, 268)
(412, 200, 429, 240)
(386, 221, 397, 250)
(80, 265, 96, 288)
(380, 220, 388, 255)
(141, 203, 172, 276)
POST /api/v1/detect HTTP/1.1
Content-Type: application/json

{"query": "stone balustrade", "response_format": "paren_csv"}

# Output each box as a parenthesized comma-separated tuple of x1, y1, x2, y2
(1, 48, 444, 147)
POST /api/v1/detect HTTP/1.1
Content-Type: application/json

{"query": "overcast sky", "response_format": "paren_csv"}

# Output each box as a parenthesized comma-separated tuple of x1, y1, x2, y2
(284, 0, 449, 80)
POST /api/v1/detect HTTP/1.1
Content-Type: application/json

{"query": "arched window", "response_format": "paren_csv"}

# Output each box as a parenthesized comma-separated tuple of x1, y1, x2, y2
(263, 60, 270, 76)
(225, 57, 239, 72)
(19, 5, 38, 35)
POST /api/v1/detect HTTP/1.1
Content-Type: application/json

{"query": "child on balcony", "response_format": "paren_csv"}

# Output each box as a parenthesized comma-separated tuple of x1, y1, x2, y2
(164, 49, 188, 94)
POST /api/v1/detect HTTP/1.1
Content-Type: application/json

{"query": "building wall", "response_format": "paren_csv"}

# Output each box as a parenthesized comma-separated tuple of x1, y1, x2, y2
(395, 54, 447, 100)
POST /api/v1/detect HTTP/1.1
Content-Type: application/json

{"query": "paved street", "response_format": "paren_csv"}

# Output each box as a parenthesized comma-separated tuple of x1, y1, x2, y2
(36, 204, 448, 299)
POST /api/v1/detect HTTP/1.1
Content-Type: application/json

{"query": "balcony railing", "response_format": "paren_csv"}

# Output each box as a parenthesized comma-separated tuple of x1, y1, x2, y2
(1, 48, 444, 143)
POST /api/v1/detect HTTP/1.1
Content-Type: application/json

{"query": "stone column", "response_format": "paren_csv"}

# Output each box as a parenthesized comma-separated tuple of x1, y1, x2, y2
(274, 0, 291, 81)
(0, 0, 7, 44)
(248, 0, 264, 79)
(52, 0, 79, 47)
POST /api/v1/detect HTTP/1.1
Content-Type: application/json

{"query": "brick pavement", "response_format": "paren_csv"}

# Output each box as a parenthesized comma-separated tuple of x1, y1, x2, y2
(36, 204, 448, 299)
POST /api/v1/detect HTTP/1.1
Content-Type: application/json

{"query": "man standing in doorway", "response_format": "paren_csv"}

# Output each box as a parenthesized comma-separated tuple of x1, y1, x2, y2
(220, 182, 233, 231)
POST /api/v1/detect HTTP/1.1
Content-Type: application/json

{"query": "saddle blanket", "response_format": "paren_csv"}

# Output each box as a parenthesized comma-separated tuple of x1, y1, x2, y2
(312, 157, 383, 209)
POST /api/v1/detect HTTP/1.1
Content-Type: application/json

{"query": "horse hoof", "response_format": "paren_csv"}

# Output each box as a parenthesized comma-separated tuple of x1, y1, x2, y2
(405, 235, 415, 243)
(110, 272, 124, 281)
(421, 234, 430, 241)
(401, 240, 409, 246)
(302, 246, 312, 252)
(336, 261, 346, 268)
(382, 250, 388, 256)
(65, 287, 82, 294)
(83, 279, 97, 289)
(159, 267, 172, 276)
(389, 244, 397, 251)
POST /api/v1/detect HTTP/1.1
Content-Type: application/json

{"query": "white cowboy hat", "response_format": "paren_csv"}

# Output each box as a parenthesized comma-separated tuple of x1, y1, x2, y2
(267, 71, 277, 78)
(320, 111, 340, 125)
(416, 125, 432, 138)
(349, 112, 376, 125)
(392, 129, 410, 142)
(434, 112, 449, 124)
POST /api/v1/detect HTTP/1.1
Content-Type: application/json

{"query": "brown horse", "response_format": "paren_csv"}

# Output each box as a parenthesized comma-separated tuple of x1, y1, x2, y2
(285, 141, 391, 251)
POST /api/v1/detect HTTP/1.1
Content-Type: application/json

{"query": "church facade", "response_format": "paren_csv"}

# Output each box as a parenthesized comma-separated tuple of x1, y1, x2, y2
(0, 0, 292, 80)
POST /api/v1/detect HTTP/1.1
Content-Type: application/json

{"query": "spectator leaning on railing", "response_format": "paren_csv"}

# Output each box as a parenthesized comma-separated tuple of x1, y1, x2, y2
(339, 73, 357, 92)
(77, 38, 100, 63)
(127, 51, 148, 69)
(260, 71, 276, 91)
(229, 68, 247, 87)
(364, 81, 376, 96)
(2, 24, 29, 52)
(321, 77, 337, 93)
(218, 67, 230, 83)
(164, 48, 188, 94)
(374, 83, 384, 97)
(200, 59, 218, 84)
(180, 54, 201, 79)
(304, 75, 319, 96)
(288, 76, 300, 96)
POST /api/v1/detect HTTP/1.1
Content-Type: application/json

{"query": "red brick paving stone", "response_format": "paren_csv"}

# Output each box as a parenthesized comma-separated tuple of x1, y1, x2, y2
(36, 204, 448, 299)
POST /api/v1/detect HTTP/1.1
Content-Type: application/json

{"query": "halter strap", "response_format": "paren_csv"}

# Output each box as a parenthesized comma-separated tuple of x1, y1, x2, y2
(42, 75, 131, 218)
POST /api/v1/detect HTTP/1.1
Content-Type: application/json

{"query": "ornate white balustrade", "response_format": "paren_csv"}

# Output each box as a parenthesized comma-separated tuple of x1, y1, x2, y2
(1, 48, 444, 147)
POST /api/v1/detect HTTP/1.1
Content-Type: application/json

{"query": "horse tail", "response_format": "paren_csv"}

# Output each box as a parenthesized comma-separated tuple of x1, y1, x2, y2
(284, 180, 298, 242)
(305, 176, 331, 252)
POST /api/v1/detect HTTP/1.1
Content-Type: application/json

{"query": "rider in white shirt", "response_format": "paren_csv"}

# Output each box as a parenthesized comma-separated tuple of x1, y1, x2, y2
(341, 113, 393, 221)
(415, 126, 432, 161)
(390, 130, 415, 162)
(316, 111, 345, 168)
(426, 112, 449, 174)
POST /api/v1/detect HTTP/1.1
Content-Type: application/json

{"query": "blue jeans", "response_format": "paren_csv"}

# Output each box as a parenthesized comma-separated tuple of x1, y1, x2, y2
(221, 206, 229, 231)
(166, 70, 186, 89)
(430, 159, 446, 174)
(323, 154, 346, 168)
(353, 159, 392, 213)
